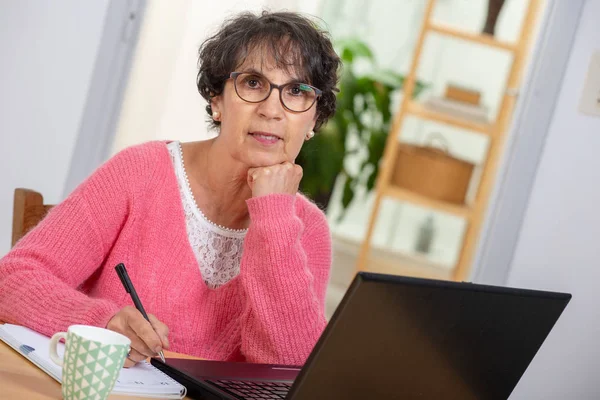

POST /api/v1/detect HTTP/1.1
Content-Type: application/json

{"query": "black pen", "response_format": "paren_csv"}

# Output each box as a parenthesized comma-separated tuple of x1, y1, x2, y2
(115, 263, 166, 363)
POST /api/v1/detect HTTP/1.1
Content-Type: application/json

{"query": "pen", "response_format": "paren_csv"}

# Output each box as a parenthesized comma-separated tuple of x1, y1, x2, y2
(115, 263, 166, 363)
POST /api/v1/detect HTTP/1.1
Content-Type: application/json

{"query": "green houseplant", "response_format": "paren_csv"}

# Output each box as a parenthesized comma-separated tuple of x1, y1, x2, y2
(297, 38, 426, 218)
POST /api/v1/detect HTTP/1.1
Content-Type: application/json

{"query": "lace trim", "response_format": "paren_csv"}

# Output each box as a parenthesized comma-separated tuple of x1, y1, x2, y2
(167, 141, 246, 289)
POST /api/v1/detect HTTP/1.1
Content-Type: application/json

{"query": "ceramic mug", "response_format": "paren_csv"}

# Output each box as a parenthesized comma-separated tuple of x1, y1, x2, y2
(49, 325, 130, 400)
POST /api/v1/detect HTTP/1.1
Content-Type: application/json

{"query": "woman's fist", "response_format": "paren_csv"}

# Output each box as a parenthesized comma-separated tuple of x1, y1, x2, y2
(247, 162, 303, 198)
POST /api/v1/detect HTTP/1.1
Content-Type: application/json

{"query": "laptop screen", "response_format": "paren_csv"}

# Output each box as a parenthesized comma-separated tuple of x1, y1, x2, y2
(288, 272, 570, 400)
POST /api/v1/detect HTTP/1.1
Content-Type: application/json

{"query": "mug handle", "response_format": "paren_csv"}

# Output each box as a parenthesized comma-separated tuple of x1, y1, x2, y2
(49, 332, 67, 367)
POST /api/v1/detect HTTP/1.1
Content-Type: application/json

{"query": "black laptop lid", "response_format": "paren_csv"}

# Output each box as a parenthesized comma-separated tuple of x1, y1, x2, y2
(288, 272, 571, 400)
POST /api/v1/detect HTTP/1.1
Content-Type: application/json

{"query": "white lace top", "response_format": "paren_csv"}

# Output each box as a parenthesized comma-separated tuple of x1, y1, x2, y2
(167, 141, 247, 289)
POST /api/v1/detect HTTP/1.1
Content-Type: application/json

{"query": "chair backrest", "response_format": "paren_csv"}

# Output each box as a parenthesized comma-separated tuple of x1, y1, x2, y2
(12, 188, 54, 247)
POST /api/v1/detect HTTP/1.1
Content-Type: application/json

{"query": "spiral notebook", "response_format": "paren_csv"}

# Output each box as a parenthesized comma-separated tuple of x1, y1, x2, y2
(0, 324, 186, 399)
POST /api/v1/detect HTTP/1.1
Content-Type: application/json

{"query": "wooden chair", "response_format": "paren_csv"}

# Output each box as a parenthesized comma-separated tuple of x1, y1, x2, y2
(12, 188, 54, 248)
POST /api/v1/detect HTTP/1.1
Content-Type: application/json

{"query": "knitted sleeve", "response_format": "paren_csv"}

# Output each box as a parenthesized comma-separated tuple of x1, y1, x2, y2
(0, 143, 158, 336)
(239, 194, 331, 365)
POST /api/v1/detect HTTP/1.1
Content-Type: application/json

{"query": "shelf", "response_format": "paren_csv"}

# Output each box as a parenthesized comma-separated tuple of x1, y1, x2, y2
(363, 249, 453, 281)
(357, 0, 543, 282)
(428, 23, 518, 52)
(332, 232, 454, 281)
(406, 101, 493, 134)
(383, 185, 472, 218)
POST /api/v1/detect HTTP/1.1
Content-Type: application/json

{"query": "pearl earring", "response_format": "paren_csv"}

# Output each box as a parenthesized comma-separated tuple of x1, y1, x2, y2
(212, 111, 221, 120)
(306, 131, 315, 140)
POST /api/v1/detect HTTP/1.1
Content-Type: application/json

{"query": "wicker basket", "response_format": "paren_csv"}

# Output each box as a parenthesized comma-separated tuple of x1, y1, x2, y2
(391, 137, 475, 205)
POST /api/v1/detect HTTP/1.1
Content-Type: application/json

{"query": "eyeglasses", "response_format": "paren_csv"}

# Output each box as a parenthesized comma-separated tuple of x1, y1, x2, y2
(229, 72, 322, 113)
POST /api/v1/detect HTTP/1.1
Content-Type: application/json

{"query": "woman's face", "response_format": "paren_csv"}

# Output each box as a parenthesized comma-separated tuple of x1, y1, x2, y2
(210, 54, 318, 168)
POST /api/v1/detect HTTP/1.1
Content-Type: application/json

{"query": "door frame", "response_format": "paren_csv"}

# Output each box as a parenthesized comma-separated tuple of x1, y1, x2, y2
(470, 0, 586, 284)
(63, 0, 146, 196)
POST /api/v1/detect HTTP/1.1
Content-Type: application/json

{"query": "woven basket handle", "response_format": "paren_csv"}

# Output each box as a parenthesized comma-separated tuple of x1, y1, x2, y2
(423, 132, 450, 153)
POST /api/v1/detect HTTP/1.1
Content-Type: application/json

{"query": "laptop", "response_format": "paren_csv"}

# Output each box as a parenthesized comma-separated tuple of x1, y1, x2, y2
(151, 272, 571, 399)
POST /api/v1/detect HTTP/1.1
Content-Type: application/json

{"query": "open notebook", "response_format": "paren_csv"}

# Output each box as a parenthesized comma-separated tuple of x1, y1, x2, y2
(0, 324, 186, 399)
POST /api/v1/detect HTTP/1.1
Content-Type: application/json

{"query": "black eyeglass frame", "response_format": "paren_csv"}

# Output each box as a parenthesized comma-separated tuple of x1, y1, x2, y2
(229, 71, 323, 113)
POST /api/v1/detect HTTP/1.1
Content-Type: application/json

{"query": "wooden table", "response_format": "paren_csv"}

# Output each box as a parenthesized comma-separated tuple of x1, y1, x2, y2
(0, 339, 197, 399)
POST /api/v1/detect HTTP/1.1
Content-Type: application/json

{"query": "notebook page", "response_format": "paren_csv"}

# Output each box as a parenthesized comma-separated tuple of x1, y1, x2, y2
(0, 324, 186, 399)
(115, 360, 186, 396)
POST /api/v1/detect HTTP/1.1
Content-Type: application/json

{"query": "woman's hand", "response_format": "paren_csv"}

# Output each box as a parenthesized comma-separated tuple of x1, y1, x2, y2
(106, 306, 170, 368)
(247, 162, 303, 198)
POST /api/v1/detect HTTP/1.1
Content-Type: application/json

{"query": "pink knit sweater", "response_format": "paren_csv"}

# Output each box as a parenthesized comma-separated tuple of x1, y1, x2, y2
(0, 141, 331, 365)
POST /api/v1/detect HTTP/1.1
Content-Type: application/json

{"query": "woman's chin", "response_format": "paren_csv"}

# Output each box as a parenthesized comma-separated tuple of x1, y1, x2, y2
(247, 154, 289, 167)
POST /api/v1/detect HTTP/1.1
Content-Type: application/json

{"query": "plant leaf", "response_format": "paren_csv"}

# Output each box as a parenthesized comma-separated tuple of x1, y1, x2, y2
(299, 36, 429, 216)
(341, 177, 355, 210)
(336, 38, 375, 62)
(365, 69, 405, 89)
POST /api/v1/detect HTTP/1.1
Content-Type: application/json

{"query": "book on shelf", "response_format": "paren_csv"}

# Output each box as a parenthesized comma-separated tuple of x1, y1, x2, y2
(423, 96, 490, 124)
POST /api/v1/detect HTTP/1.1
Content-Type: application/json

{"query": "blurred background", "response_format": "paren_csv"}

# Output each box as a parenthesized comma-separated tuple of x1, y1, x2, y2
(1, 0, 600, 398)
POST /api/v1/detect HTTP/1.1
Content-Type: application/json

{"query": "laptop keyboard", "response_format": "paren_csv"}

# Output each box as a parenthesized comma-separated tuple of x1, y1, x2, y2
(208, 379, 291, 399)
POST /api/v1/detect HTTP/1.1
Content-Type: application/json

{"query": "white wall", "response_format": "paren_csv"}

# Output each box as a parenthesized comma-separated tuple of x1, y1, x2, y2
(505, 1, 600, 398)
(0, 1, 110, 256)
(111, 0, 194, 152)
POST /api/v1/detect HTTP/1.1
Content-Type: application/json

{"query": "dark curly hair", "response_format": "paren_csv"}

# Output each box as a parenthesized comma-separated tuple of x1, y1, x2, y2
(196, 10, 340, 132)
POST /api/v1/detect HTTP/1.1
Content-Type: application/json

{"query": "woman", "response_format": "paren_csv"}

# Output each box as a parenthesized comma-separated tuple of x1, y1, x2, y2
(0, 11, 340, 367)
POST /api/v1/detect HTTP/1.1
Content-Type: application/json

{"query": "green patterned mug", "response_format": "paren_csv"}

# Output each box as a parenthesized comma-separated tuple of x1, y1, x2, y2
(49, 325, 131, 400)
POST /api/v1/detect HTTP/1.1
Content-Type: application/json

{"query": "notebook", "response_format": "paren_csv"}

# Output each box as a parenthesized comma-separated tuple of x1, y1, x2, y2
(0, 323, 187, 399)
